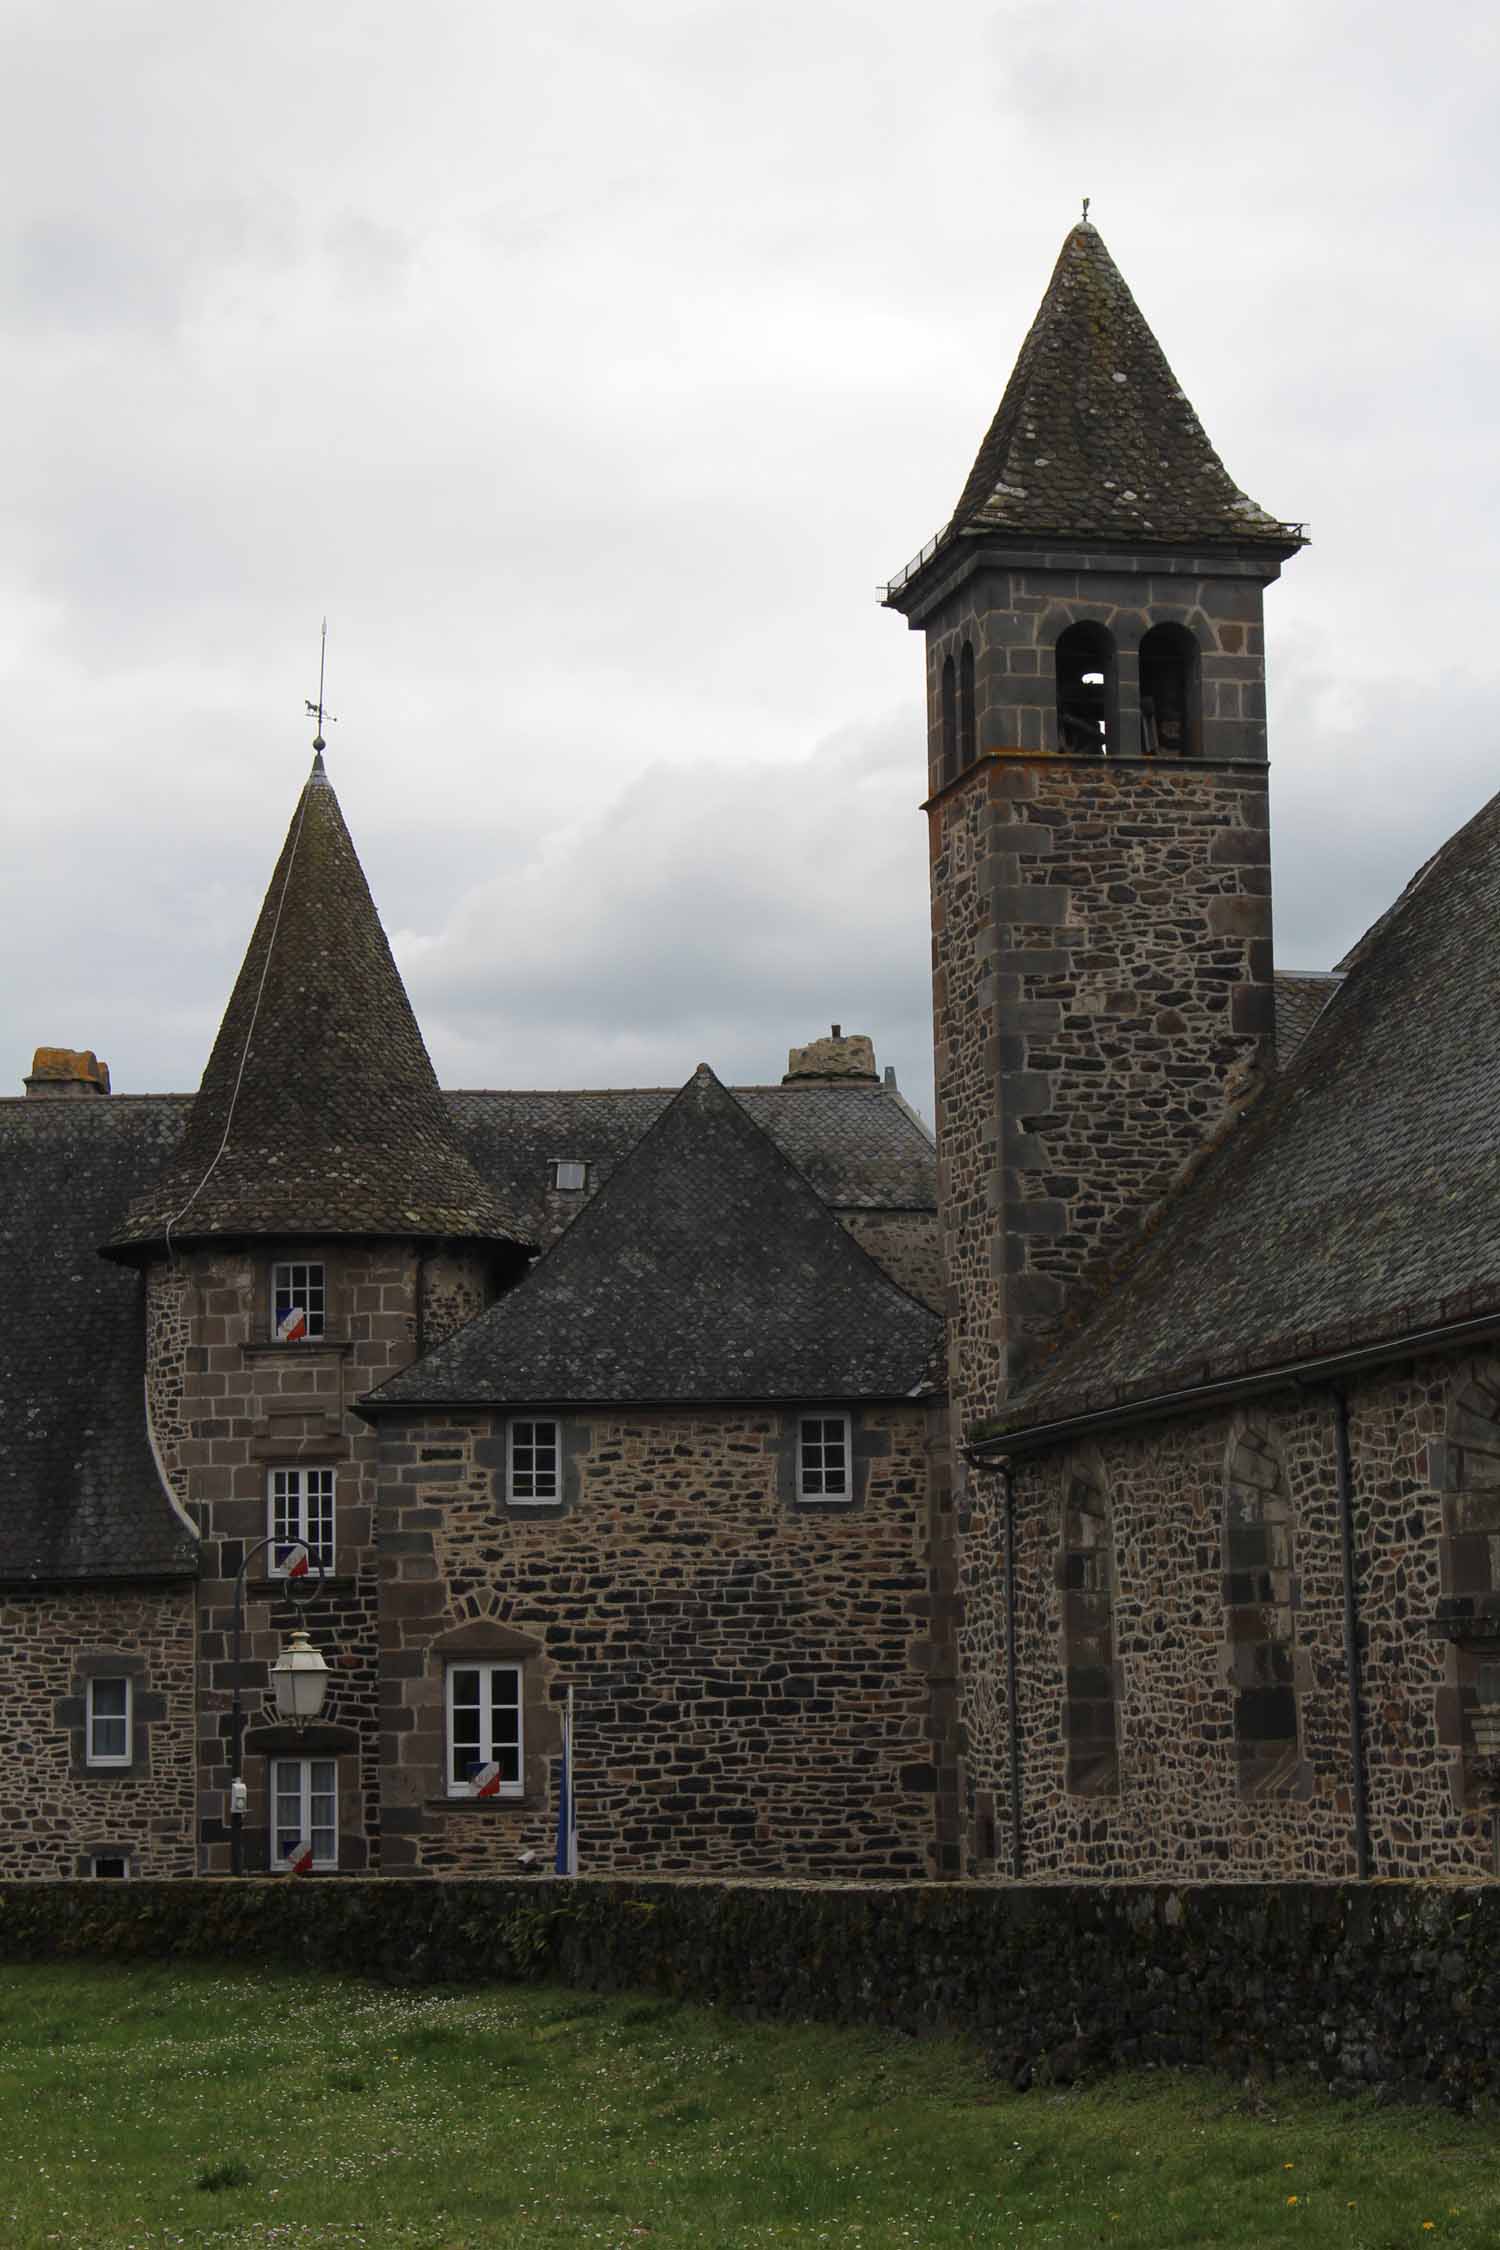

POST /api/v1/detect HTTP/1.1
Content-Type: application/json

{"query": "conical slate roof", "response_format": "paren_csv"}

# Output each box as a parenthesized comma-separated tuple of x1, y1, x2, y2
(107, 754, 532, 1255)
(365, 1064, 943, 1406)
(947, 221, 1301, 549)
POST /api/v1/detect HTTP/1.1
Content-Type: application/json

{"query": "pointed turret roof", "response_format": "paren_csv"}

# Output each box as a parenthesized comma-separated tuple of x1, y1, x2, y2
(363, 1064, 942, 1407)
(106, 753, 532, 1255)
(944, 221, 1301, 552)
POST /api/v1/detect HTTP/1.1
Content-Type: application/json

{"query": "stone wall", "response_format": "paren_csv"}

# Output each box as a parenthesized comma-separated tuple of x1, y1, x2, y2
(928, 750, 1272, 1406)
(959, 1350, 1499, 1882)
(11, 1876, 1500, 2108)
(151, 1238, 428, 1873)
(0, 1584, 195, 1878)
(375, 1402, 951, 1880)
(836, 1209, 945, 1313)
(920, 556, 1274, 791)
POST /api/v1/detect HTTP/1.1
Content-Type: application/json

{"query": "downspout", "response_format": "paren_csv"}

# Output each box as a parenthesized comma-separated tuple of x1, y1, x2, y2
(1003, 1460, 1023, 1881)
(1329, 1385, 1372, 1879)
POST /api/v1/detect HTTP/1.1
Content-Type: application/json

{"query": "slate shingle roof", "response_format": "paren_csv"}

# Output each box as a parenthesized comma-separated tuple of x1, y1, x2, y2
(992, 788, 1500, 1435)
(447, 1080, 934, 1247)
(0, 1097, 197, 1582)
(945, 222, 1302, 552)
(106, 757, 531, 1256)
(367, 1066, 943, 1408)
(1273, 971, 1342, 1071)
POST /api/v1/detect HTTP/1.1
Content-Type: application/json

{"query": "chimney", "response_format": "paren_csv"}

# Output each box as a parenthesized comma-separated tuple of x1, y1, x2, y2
(25, 1047, 111, 1099)
(783, 1026, 878, 1085)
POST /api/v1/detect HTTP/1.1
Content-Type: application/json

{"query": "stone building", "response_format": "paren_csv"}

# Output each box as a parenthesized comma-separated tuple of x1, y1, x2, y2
(883, 217, 1500, 1882)
(1, 754, 948, 1879)
(4, 215, 1497, 1886)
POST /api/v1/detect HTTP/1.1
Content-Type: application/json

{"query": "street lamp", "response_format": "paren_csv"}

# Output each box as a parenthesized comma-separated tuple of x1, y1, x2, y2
(228, 1535, 331, 1876)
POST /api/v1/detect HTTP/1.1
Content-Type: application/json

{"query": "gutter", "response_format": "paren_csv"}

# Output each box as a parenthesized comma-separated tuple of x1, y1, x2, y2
(968, 1309, 1500, 1464)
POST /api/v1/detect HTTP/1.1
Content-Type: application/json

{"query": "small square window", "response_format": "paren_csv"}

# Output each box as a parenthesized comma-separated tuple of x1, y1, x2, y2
(508, 1419, 561, 1506)
(272, 1260, 326, 1342)
(269, 1467, 335, 1573)
(550, 1159, 588, 1193)
(90, 1854, 130, 1880)
(271, 1757, 339, 1871)
(86, 1677, 131, 1767)
(447, 1663, 524, 1797)
(798, 1413, 852, 1503)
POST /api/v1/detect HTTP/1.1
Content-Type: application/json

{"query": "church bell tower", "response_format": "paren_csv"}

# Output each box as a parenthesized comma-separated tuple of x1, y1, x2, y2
(884, 218, 1303, 1415)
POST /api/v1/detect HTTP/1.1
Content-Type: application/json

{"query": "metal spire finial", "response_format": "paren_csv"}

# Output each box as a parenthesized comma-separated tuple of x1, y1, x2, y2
(1081, 196, 1091, 225)
(304, 618, 336, 768)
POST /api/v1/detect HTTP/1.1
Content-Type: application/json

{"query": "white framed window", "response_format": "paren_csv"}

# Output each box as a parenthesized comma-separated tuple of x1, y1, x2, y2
(798, 1413, 852, 1502)
(86, 1676, 131, 1767)
(272, 1260, 326, 1343)
(90, 1854, 130, 1879)
(269, 1467, 335, 1572)
(507, 1419, 561, 1506)
(446, 1663, 523, 1797)
(271, 1757, 338, 1870)
(550, 1158, 588, 1192)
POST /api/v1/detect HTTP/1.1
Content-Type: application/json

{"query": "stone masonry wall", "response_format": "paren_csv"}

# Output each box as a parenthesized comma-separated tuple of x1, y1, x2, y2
(0, 1584, 196, 1878)
(959, 1351, 1497, 1882)
(419, 1247, 491, 1355)
(928, 751, 1272, 1409)
(921, 556, 1273, 792)
(157, 1239, 426, 1873)
(836, 1210, 945, 1313)
(376, 1403, 948, 1880)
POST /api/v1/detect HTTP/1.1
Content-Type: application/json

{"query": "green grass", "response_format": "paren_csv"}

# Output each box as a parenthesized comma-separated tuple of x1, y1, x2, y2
(0, 1964, 1497, 2246)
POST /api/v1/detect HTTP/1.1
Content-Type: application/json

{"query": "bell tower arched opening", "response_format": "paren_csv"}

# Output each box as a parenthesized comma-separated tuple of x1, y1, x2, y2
(1056, 622, 1117, 756)
(1139, 622, 1201, 757)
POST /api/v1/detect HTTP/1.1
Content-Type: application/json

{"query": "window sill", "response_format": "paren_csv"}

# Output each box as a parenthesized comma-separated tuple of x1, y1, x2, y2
(243, 1338, 353, 1359)
(427, 1796, 537, 1813)
(248, 1576, 358, 1598)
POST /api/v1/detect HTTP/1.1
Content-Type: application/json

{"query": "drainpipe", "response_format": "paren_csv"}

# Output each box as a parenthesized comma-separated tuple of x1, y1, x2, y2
(1002, 1460, 1023, 1881)
(1329, 1385, 1372, 1879)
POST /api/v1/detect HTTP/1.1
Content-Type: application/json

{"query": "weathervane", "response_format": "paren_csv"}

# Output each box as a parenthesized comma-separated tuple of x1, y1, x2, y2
(305, 618, 337, 755)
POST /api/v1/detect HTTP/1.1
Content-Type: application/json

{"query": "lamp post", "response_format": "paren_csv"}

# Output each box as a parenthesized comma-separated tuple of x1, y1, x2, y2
(229, 1535, 330, 1876)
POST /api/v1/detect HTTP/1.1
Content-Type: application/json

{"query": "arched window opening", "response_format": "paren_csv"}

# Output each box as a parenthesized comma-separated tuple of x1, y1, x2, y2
(959, 641, 976, 770)
(1225, 1425, 1299, 1796)
(939, 654, 957, 786)
(1434, 1363, 1500, 1788)
(1061, 1473, 1119, 1795)
(1139, 622, 1201, 757)
(1055, 622, 1116, 756)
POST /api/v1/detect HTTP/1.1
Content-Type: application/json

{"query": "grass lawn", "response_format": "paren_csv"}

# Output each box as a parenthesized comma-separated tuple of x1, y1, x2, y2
(1, 1964, 1498, 2247)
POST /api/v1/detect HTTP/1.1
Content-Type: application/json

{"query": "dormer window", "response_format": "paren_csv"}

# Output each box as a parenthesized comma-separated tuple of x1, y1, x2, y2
(1056, 622, 1117, 756)
(273, 1260, 326, 1343)
(550, 1159, 588, 1193)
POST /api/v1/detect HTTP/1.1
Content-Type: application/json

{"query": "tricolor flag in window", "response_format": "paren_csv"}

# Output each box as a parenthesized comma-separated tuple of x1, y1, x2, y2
(277, 1303, 308, 1342)
(281, 1541, 311, 1581)
(284, 1839, 314, 1875)
(469, 1761, 502, 1799)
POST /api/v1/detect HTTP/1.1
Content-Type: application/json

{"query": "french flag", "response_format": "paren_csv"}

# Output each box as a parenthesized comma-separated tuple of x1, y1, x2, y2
(285, 1840, 314, 1876)
(470, 1761, 503, 1799)
(282, 1542, 311, 1581)
(277, 1304, 308, 1343)
(554, 1687, 578, 1877)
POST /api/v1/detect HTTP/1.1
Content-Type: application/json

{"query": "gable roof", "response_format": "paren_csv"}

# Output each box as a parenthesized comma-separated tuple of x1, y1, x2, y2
(987, 787, 1500, 1438)
(446, 1079, 935, 1247)
(0, 1098, 197, 1582)
(105, 755, 531, 1257)
(366, 1065, 943, 1409)
(945, 222, 1302, 552)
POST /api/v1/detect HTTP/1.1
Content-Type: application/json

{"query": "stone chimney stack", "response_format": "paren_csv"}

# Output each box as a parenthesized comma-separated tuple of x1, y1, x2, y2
(783, 1026, 879, 1084)
(24, 1047, 111, 1099)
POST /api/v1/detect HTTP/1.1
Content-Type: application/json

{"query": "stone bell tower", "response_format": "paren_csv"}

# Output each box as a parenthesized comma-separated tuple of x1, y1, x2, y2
(884, 218, 1303, 1417)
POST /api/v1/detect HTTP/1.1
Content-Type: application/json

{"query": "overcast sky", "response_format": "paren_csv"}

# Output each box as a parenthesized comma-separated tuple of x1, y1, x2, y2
(4, 0, 1496, 1125)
